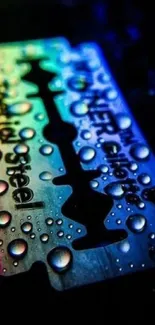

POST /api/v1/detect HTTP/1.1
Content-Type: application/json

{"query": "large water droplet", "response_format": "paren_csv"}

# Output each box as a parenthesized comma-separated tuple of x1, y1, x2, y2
(81, 130, 92, 140)
(40, 233, 49, 243)
(39, 144, 54, 156)
(47, 246, 72, 273)
(138, 173, 151, 185)
(130, 144, 150, 161)
(71, 101, 89, 116)
(39, 171, 52, 181)
(21, 222, 33, 234)
(105, 182, 125, 199)
(0, 180, 9, 196)
(19, 128, 35, 140)
(7, 102, 31, 115)
(14, 144, 29, 155)
(118, 240, 130, 253)
(8, 239, 28, 259)
(127, 214, 146, 233)
(116, 113, 132, 130)
(0, 211, 12, 228)
(79, 146, 96, 163)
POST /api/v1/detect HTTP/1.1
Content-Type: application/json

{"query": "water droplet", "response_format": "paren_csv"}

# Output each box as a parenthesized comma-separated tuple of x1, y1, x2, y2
(0, 240, 3, 246)
(56, 219, 63, 225)
(19, 128, 35, 140)
(119, 267, 122, 272)
(118, 240, 130, 253)
(116, 219, 122, 225)
(117, 204, 122, 209)
(99, 165, 109, 174)
(8, 239, 28, 259)
(81, 129, 91, 140)
(35, 113, 44, 121)
(105, 88, 118, 100)
(90, 180, 99, 189)
(47, 246, 72, 273)
(77, 228, 82, 233)
(0, 211, 12, 228)
(0, 180, 9, 196)
(30, 233, 35, 239)
(105, 182, 125, 199)
(79, 146, 96, 163)
(98, 72, 110, 83)
(6, 168, 15, 176)
(76, 141, 81, 147)
(71, 101, 89, 116)
(127, 214, 146, 233)
(96, 143, 101, 148)
(3, 268, 7, 273)
(129, 162, 138, 171)
(39, 171, 52, 181)
(20, 157, 26, 164)
(130, 144, 150, 161)
(57, 231, 64, 238)
(69, 224, 73, 229)
(111, 212, 115, 216)
(11, 227, 15, 232)
(39, 144, 54, 156)
(138, 173, 151, 185)
(149, 233, 155, 239)
(116, 113, 132, 130)
(142, 263, 145, 268)
(46, 218, 53, 226)
(40, 233, 49, 243)
(137, 201, 145, 209)
(13, 261, 18, 267)
(14, 144, 29, 155)
(59, 167, 64, 172)
(116, 258, 120, 263)
(21, 222, 33, 234)
(27, 215, 31, 220)
(66, 234, 72, 240)
(7, 102, 32, 115)
(129, 263, 134, 268)
(127, 207, 131, 211)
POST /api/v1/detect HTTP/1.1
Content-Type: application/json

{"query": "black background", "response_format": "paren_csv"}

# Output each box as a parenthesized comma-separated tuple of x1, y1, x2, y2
(0, 0, 154, 315)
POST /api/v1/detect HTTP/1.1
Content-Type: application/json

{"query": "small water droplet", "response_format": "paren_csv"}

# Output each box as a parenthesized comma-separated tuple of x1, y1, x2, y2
(81, 129, 91, 140)
(66, 234, 72, 240)
(39, 171, 52, 181)
(46, 218, 53, 226)
(40, 233, 49, 243)
(99, 165, 109, 174)
(69, 224, 73, 229)
(130, 144, 150, 161)
(90, 180, 99, 189)
(116, 219, 122, 225)
(47, 246, 72, 273)
(57, 231, 64, 238)
(7, 102, 32, 115)
(0, 239, 3, 246)
(142, 263, 145, 268)
(105, 88, 118, 100)
(149, 233, 155, 240)
(138, 173, 151, 185)
(118, 240, 130, 253)
(116, 258, 120, 263)
(14, 143, 29, 155)
(59, 167, 64, 172)
(6, 168, 15, 176)
(119, 267, 122, 272)
(105, 182, 125, 199)
(137, 201, 145, 209)
(27, 215, 31, 220)
(127, 214, 146, 233)
(117, 204, 122, 209)
(35, 113, 44, 121)
(96, 143, 101, 148)
(98, 72, 110, 83)
(129, 162, 138, 171)
(8, 239, 28, 259)
(71, 101, 89, 116)
(13, 261, 18, 267)
(56, 219, 63, 225)
(0, 211, 12, 228)
(21, 222, 33, 234)
(11, 227, 16, 232)
(0, 180, 9, 196)
(39, 144, 54, 156)
(129, 263, 134, 268)
(77, 228, 82, 233)
(30, 233, 35, 239)
(116, 113, 132, 130)
(127, 207, 131, 211)
(111, 212, 115, 216)
(19, 128, 35, 140)
(79, 146, 96, 163)
(3, 268, 7, 273)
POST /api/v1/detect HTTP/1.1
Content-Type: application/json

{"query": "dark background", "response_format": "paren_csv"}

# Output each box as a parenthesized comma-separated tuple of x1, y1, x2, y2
(0, 0, 154, 314)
